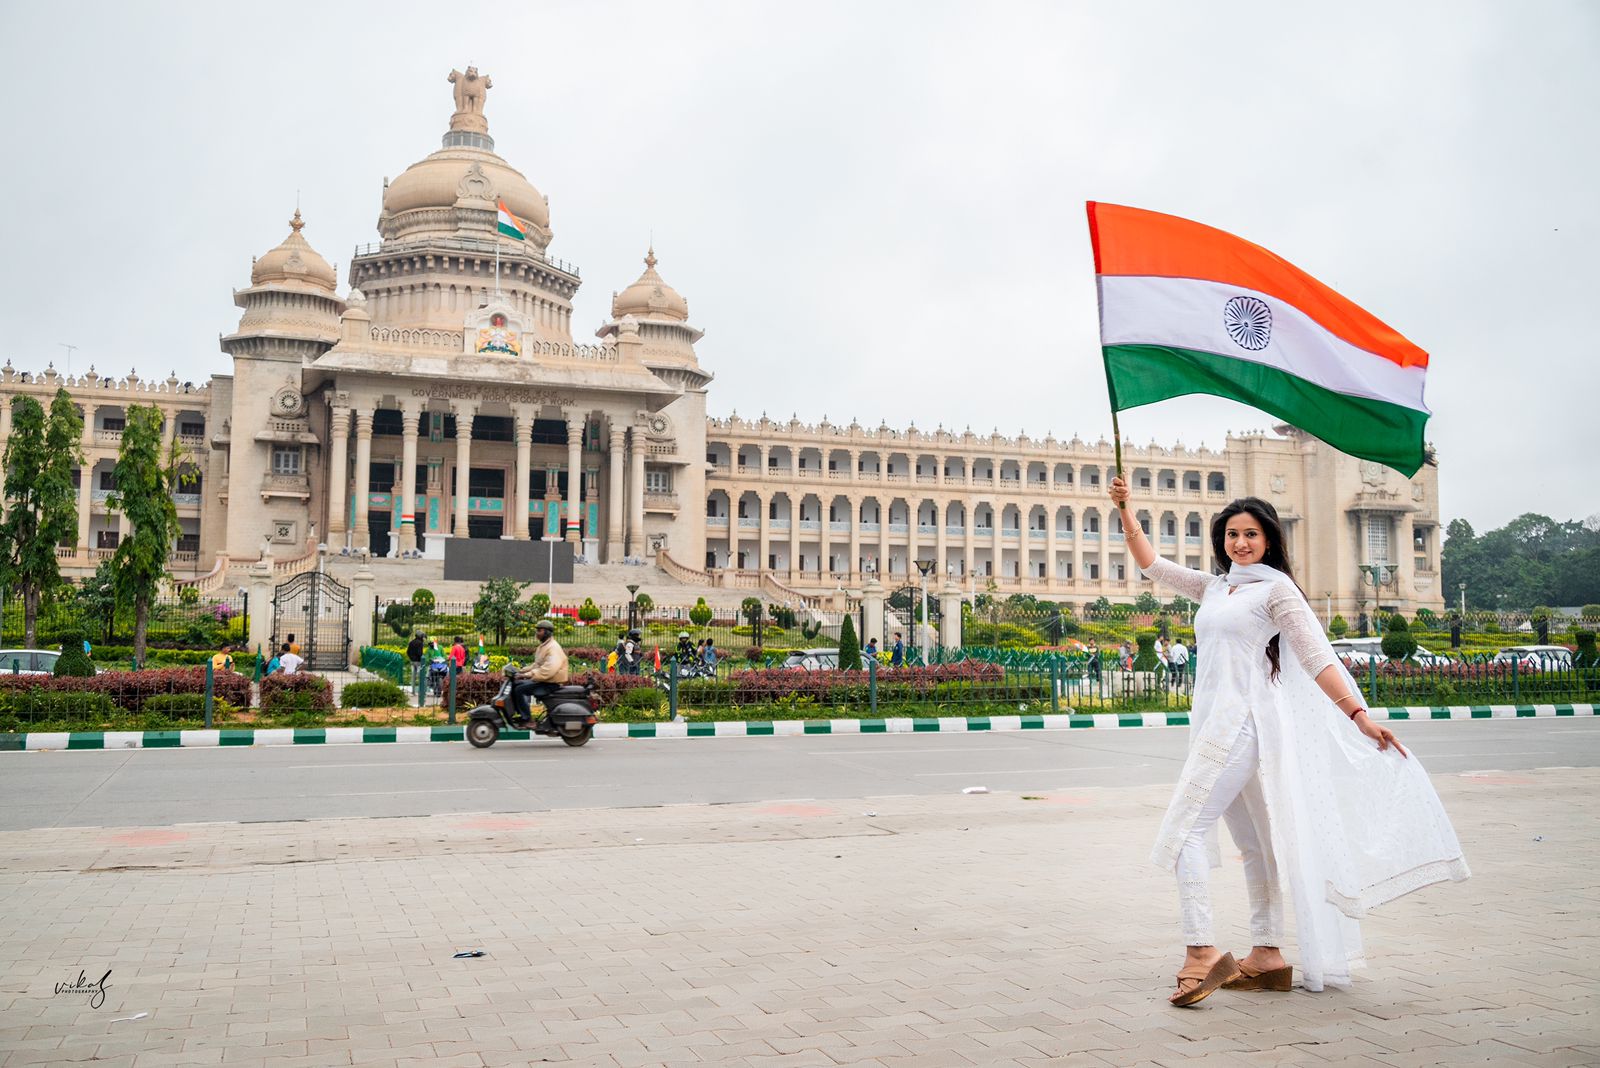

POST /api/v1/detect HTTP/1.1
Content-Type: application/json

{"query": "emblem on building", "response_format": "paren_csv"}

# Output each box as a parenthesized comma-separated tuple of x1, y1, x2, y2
(1223, 295, 1272, 351)
(476, 312, 520, 356)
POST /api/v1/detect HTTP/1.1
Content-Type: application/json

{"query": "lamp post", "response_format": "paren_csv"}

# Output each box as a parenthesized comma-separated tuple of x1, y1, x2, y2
(1357, 564, 1397, 637)
(1458, 582, 1466, 616)
(914, 558, 936, 664)
(626, 583, 640, 632)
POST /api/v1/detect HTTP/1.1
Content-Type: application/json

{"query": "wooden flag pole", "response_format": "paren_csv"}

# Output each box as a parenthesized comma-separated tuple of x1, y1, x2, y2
(1111, 408, 1124, 484)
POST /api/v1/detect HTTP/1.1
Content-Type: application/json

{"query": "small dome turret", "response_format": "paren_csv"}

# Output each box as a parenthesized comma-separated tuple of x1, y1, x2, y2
(611, 247, 689, 322)
(250, 211, 337, 293)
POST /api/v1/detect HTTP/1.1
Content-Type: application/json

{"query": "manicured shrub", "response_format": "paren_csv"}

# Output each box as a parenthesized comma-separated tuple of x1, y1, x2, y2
(689, 597, 713, 627)
(53, 631, 95, 677)
(578, 598, 601, 623)
(260, 673, 333, 714)
(1328, 615, 1349, 638)
(837, 614, 861, 671)
(1132, 628, 1161, 672)
(1575, 630, 1598, 669)
(340, 680, 408, 710)
(142, 693, 207, 716)
(1380, 614, 1417, 660)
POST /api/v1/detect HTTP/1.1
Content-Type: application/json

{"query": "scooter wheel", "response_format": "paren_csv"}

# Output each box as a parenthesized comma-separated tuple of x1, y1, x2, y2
(466, 719, 499, 749)
(561, 726, 593, 747)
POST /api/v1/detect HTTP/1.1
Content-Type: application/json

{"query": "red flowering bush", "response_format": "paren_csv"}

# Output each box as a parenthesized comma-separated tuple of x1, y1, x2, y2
(726, 661, 1004, 705)
(448, 669, 654, 711)
(0, 666, 251, 713)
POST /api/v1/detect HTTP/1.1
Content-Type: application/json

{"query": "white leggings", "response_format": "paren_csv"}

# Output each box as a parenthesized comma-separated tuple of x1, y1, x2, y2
(1176, 714, 1286, 947)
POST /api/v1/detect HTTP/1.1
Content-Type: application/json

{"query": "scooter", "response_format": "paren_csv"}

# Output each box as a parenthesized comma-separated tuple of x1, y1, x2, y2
(466, 664, 599, 748)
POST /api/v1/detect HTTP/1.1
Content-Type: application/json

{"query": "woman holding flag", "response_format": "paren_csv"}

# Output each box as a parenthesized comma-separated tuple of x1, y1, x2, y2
(1111, 475, 1468, 1005)
(1087, 200, 1467, 1004)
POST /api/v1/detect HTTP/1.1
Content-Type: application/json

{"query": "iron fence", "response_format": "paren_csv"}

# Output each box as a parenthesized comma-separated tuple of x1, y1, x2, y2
(1, 589, 248, 651)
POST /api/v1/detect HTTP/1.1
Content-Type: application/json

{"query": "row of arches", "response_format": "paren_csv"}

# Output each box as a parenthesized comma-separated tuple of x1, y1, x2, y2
(706, 490, 1213, 539)
(706, 443, 1228, 496)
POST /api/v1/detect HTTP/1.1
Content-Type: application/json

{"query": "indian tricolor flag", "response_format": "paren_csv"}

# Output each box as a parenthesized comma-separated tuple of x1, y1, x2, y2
(496, 198, 526, 241)
(1087, 202, 1431, 476)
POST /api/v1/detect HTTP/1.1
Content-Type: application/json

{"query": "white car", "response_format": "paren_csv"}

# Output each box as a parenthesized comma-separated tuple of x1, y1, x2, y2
(782, 648, 840, 670)
(0, 648, 64, 675)
(1330, 638, 1451, 668)
(1491, 645, 1573, 671)
(1329, 638, 1385, 666)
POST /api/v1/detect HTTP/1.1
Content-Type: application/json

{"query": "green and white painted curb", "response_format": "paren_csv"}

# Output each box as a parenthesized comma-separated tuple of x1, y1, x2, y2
(1, 704, 1594, 751)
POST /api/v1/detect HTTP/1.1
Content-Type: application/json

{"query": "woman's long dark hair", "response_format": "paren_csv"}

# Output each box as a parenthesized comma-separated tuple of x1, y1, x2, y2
(1210, 496, 1304, 680)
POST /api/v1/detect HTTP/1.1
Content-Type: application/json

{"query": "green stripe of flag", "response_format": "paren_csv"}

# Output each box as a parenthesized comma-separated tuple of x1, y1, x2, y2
(1103, 344, 1429, 476)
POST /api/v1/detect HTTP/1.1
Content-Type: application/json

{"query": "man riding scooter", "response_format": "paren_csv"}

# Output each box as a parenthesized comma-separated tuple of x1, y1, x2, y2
(511, 617, 568, 727)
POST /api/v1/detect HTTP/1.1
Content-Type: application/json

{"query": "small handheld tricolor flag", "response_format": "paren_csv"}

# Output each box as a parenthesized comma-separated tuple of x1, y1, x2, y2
(1087, 202, 1430, 476)
(496, 199, 526, 241)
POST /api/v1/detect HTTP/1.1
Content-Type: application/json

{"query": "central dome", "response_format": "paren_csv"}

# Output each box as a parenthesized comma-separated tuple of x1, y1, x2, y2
(377, 68, 551, 245)
(382, 146, 549, 230)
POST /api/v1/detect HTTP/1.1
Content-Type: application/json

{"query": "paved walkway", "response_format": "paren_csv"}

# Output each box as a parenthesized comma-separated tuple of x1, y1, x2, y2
(0, 769, 1594, 1066)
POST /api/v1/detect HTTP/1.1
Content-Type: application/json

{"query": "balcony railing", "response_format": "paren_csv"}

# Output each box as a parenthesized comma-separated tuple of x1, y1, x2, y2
(707, 515, 729, 527)
(95, 429, 122, 444)
(643, 491, 679, 512)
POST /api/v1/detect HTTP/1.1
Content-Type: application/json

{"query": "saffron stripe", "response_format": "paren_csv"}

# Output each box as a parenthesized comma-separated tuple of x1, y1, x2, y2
(1087, 201, 1427, 369)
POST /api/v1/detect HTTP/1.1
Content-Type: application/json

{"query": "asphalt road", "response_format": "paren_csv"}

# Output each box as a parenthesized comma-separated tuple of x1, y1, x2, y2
(1, 717, 1595, 832)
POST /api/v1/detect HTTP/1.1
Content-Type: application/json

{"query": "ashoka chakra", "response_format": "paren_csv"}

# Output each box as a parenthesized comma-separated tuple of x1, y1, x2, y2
(1223, 295, 1272, 351)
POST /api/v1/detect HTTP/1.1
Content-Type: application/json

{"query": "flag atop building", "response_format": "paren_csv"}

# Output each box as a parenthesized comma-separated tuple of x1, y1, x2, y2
(1086, 202, 1431, 476)
(496, 198, 526, 241)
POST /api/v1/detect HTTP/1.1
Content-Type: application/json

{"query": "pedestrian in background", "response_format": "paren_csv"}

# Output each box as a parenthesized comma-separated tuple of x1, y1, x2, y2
(890, 632, 905, 667)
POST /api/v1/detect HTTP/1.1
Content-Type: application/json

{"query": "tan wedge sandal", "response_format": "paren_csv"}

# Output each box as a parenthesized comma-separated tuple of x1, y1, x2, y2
(1170, 953, 1240, 1007)
(1221, 960, 1293, 991)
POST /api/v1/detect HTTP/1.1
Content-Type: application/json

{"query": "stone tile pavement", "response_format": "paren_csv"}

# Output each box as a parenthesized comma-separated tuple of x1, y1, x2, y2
(0, 769, 1594, 1066)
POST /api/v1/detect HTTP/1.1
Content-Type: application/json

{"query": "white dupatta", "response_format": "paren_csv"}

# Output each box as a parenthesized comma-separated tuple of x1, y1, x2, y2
(1228, 564, 1471, 988)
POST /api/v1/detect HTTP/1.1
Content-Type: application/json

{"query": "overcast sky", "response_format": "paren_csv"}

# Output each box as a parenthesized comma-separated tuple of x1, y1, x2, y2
(1, 1, 1594, 530)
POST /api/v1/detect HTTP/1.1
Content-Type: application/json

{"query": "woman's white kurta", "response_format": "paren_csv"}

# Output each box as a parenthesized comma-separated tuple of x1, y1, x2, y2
(1144, 557, 1470, 990)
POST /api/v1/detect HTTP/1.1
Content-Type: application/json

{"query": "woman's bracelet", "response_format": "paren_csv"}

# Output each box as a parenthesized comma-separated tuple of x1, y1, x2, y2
(1347, 707, 1367, 720)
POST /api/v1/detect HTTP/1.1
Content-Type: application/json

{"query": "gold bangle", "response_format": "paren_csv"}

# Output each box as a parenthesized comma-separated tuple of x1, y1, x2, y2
(1335, 694, 1359, 705)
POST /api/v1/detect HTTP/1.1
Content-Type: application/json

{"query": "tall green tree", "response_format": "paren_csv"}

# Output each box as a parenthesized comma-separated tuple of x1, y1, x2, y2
(108, 404, 186, 666)
(0, 391, 83, 646)
(474, 577, 529, 645)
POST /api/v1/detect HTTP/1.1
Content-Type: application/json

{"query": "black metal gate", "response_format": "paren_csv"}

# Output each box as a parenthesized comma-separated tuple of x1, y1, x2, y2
(272, 571, 351, 671)
(884, 583, 943, 654)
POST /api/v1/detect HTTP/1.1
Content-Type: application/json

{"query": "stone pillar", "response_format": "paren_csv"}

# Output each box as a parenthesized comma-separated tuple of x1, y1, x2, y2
(247, 560, 274, 656)
(628, 426, 646, 557)
(1047, 511, 1058, 590)
(81, 403, 97, 449)
(939, 581, 963, 650)
(565, 411, 583, 543)
(863, 577, 885, 647)
(849, 449, 859, 484)
(847, 497, 861, 582)
(993, 507, 1003, 584)
(606, 425, 625, 561)
(452, 406, 474, 537)
(326, 405, 350, 538)
(351, 410, 374, 545)
(789, 499, 800, 580)
(348, 564, 376, 666)
(757, 491, 770, 574)
(397, 404, 419, 553)
(935, 502, 948, 585)
(819, 504, 832, 579)
(883, 502, 896, 578)
(512, 407, 532, 540)
(76, 462, 94, 552)
(964, 501, 975, 581)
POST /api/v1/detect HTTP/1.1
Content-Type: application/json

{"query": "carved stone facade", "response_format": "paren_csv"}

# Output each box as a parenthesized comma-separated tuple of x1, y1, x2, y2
(0, 69, 1443, 618)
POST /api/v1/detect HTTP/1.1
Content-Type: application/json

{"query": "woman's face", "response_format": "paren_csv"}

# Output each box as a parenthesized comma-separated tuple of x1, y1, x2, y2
(1224, 511, 1270, 566)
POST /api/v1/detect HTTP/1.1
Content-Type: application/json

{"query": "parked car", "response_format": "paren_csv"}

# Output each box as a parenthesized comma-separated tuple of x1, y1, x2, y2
(1329, 638, 1385, 666)
(782, 648, 840, 670)
(1491, 645, 1574, 671)
(1331, 638, 1451, 668)
(0, 648, 63, 675)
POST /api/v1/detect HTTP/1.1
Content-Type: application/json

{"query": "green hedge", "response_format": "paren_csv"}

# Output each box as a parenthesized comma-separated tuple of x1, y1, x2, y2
(340, 680, 409, 710)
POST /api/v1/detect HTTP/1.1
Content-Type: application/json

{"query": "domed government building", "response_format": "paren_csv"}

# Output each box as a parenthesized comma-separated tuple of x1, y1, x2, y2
(0, 68, 1444, 620)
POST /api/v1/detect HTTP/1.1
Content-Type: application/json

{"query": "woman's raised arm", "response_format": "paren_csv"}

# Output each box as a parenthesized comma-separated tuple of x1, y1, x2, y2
(1110, 476, 1214, 602)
